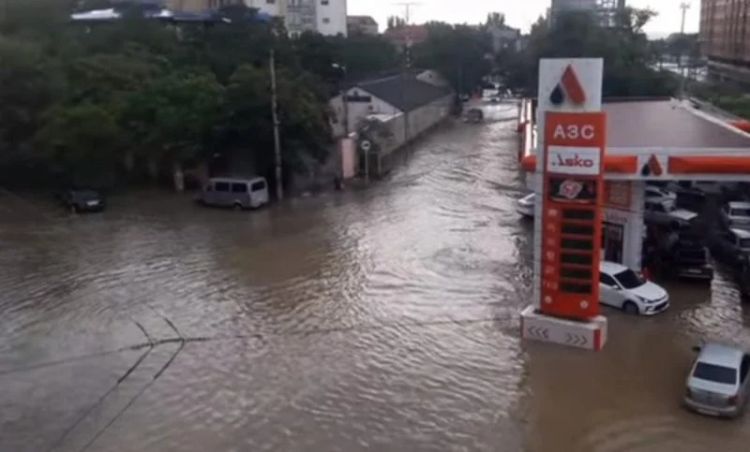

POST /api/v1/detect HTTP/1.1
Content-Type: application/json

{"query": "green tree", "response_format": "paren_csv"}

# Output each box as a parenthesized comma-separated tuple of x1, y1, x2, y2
(35, 103, 122, 186)
(223, 64, 331, 177)
(0, 36, 63, 159)
(412, 23, 491, 94)
(66, 50, 166, 106)
(505, 9, 676, 97)
(387, 16, 406, 30)
(122, 70, 225, 171)
(333, 34, 399, 81)
(486, 12, 505, 27)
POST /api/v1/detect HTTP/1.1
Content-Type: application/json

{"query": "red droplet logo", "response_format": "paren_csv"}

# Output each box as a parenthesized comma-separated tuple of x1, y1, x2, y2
(561, 65, 586, 105)
(648, 155, 663, 176)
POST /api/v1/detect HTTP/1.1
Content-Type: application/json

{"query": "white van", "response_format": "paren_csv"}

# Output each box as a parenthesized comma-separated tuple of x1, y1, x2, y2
(198, 177, 270, 209)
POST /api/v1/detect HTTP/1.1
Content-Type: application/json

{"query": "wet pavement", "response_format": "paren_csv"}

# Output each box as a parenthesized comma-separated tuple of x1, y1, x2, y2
(1, 104, 750, 451)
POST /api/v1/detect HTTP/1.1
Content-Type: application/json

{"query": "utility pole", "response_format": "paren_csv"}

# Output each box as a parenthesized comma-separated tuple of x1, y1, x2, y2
(269, 49, 283, 201)
(678, 2, 691, 100)
(680, 2, 691, 35)
(393, 2, 421, 24)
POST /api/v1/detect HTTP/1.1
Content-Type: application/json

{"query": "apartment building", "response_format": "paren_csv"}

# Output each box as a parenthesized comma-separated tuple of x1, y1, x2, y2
(166, 0, 346, 35)
(701, 0, 750, 84)
(286, 0, 347, 36)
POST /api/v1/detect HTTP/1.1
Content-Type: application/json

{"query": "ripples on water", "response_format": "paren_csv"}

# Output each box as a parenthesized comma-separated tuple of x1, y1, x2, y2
(2, 104, 750, 451)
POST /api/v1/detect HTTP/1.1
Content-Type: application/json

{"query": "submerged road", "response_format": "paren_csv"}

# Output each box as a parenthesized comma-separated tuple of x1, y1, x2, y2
(2, 104, 750, 451)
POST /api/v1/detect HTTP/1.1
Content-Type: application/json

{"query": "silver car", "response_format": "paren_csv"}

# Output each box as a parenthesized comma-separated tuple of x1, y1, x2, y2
(720, 202, 750, 230)
(684, 343, 750, 418)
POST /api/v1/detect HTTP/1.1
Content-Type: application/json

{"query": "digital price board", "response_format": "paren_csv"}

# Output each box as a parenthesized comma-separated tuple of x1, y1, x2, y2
(540, 112, 607, 320)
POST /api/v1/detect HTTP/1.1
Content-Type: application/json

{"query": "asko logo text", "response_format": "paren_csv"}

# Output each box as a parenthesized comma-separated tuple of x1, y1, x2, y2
(547, 146, 601, 176)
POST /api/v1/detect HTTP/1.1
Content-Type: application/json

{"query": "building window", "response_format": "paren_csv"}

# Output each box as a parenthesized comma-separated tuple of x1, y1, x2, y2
(321, 0, 329, 4)
(267, 0, 275, 4)
(322, 17, 330, 24)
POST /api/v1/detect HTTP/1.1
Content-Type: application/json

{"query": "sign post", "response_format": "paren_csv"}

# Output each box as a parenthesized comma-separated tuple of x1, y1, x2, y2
(521, 58, 608, 351)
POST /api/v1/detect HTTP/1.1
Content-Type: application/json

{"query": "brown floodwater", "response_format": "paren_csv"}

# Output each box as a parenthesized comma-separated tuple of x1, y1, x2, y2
(2, 104, 750, 452)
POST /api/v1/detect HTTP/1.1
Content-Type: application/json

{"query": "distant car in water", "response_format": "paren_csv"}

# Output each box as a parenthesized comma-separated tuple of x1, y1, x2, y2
(516, 193, 535, 218)
(197, 177, 269, 210)
(57, 189, 105, 213)
(720, 202, 750, 230)
(599, 261, 670, 315)
(684, 342, 750, 418)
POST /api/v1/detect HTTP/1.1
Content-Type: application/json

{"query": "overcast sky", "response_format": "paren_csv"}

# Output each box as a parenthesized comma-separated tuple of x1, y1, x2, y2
(348, 0, 700, 38)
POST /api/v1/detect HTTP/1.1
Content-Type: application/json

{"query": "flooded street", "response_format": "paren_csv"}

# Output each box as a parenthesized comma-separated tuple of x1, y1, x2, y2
(2, 104, 750, 451)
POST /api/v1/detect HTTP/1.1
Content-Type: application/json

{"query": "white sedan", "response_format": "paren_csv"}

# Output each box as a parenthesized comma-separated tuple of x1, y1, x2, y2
(599, 261, 670, 315)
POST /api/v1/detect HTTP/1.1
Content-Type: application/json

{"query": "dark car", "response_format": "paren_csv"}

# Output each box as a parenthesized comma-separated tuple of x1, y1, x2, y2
(57, 189, 105, 213)
(708, 228, 750, 266)
(660, 236, 714, 281)
(737, 257, 750, 302)
(670, 247, 714, 281)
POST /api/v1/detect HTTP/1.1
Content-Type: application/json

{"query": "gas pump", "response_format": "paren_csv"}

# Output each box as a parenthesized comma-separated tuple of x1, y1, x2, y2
(540, 112, 606, 320)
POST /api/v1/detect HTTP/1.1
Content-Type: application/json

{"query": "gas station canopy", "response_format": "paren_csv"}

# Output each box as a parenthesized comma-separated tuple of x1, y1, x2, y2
(522, 99, 750, 180)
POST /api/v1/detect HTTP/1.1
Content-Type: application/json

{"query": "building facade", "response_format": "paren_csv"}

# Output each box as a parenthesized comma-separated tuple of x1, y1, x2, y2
(165, 0, 346, 35)
(701, 0, 750, 84)
(286, 0, 347, 36)
(329, 72, 453, 176)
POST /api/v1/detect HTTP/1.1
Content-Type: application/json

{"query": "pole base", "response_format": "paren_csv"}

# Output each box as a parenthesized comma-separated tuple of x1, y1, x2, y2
(520, 305, 607, 352)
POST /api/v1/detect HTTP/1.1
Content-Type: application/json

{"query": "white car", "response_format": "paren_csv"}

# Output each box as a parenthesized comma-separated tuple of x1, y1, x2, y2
(684, 343, 750, 418)
(645, 185, 677, 202)
(720, 202, 750, 230)
(599, 261, 670, 315)
(517, 193, 535, 218)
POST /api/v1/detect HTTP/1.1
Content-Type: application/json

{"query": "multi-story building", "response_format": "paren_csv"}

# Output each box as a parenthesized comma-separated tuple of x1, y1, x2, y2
(286, 0, 347, 36)
(166, 0, 346, 35)
(701, 0, 750, 84)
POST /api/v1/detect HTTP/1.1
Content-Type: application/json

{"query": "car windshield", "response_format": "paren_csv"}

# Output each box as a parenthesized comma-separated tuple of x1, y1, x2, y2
(740, 239, 750, 249)
(731, 208, 750, 218)
(613, 269, 644, 289)
(693, 362, 737, 385)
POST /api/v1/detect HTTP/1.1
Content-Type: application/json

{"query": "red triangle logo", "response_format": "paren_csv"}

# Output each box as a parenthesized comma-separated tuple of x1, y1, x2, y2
(561, 65, 586, 105)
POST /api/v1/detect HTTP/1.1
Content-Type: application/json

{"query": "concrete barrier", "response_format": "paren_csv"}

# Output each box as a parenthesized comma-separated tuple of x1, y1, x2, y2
(520, 305, 607, 352)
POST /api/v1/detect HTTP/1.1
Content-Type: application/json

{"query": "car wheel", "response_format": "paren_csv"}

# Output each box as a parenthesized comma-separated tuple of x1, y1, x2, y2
(233, 202, 243, 211)
(623, 301, 640, 315)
